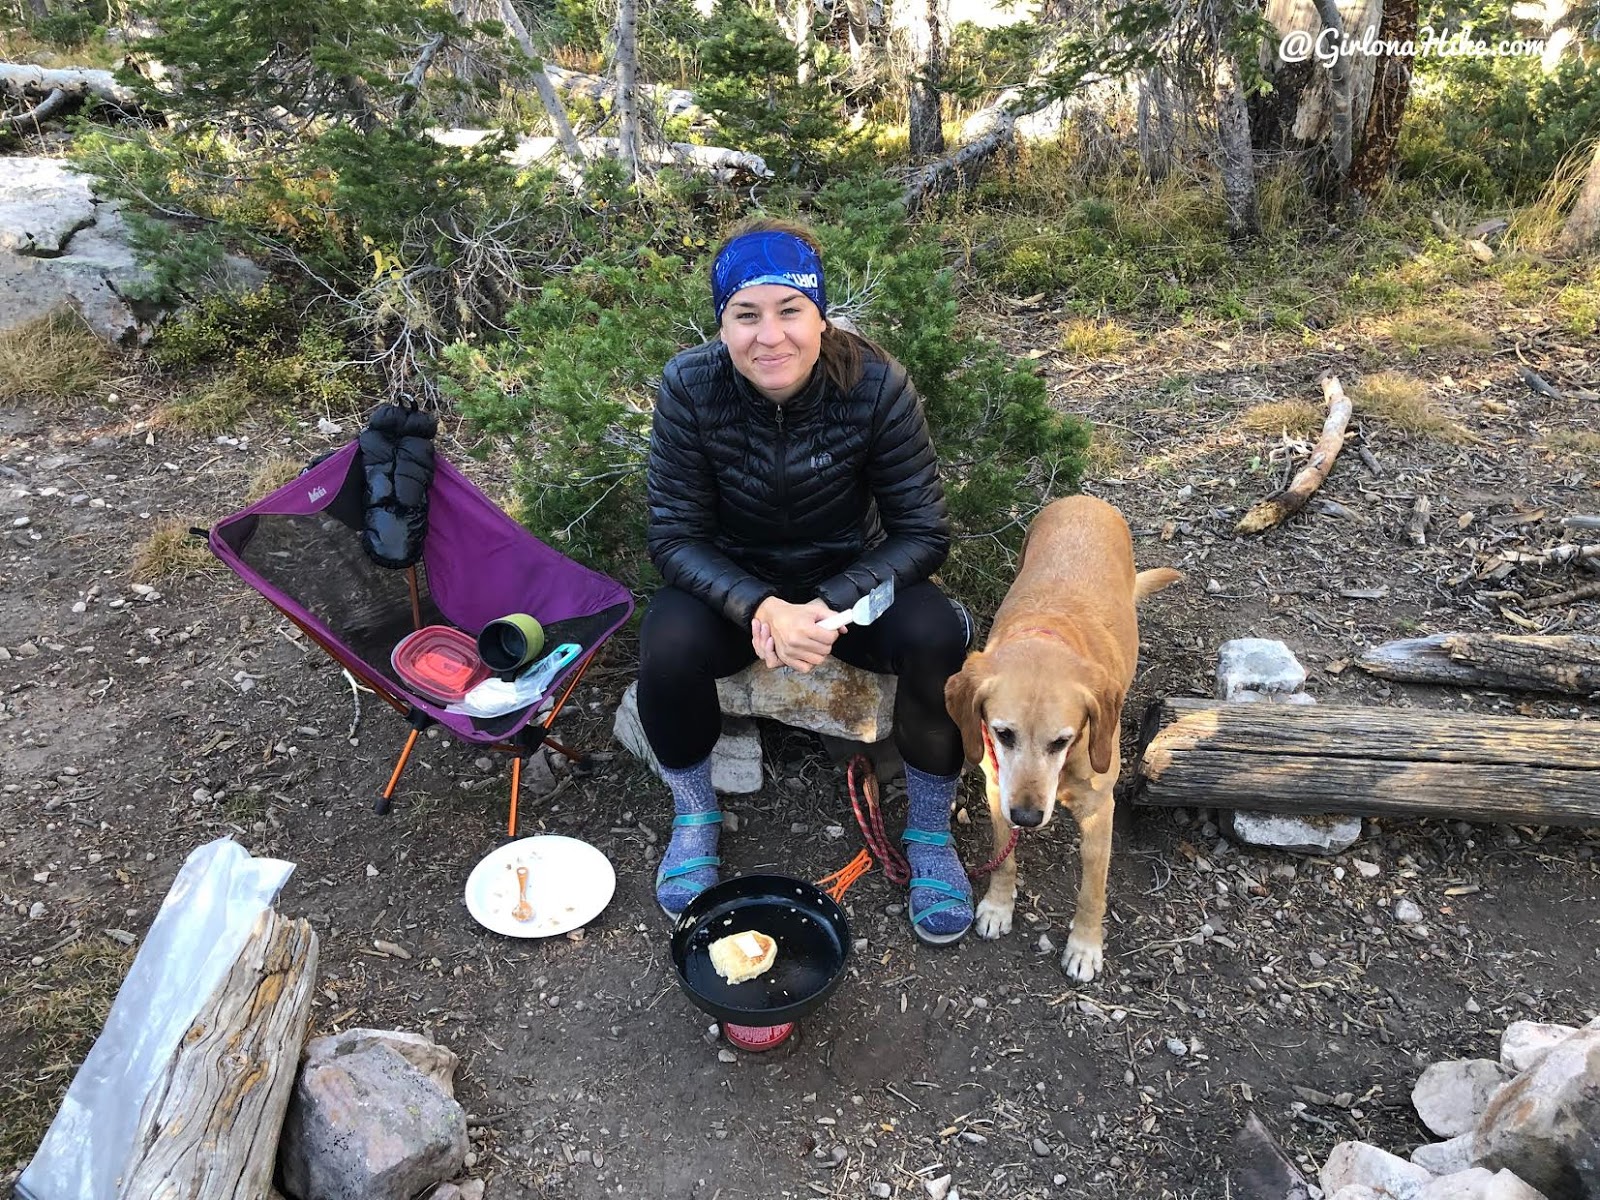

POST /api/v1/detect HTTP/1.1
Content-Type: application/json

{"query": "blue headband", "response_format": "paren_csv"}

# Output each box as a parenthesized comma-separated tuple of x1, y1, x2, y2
(711, 231, 827, 323)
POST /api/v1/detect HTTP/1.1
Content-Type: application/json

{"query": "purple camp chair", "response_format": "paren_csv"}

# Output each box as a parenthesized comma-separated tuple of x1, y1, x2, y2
(206, 442, 633, 835)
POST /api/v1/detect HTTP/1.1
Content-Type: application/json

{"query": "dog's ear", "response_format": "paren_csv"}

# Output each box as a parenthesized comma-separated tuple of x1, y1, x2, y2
(944, 652, 993, 766)
(1085, 668, 1126, 776)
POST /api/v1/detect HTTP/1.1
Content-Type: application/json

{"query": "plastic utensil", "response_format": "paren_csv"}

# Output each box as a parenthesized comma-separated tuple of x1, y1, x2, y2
(512, 866, 533, 922)
(817, 578, 895, 631)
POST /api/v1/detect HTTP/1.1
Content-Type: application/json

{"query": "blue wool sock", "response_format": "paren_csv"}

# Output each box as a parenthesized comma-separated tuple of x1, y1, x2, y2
(902, 764, 973, 942)
(656, 757, 721, 917)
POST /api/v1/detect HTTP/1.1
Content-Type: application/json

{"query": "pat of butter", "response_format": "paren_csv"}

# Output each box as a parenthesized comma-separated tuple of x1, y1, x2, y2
(732, 931, 765, 957)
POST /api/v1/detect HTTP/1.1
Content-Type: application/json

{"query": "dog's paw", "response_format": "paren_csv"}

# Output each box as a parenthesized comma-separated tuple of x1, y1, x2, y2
(974, 896, 1013, 940)
(1061, 932, 1103, 982)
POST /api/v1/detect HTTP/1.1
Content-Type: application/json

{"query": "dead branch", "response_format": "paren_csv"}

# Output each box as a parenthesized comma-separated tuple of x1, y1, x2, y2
(1235, 374, 1353, 535)
(1406, 495, 1430, 547)
(3, 85, 69, 131)
(1523, 581, 1600, 611)
(542, 63, 697, 119)
(1495, 543, 1600, 568)
(1558, 515, 1600, 532)
(498, 0, 585, 164)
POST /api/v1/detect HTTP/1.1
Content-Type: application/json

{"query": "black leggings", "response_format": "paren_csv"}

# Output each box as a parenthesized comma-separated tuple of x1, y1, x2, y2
(637, 582, 969, 776)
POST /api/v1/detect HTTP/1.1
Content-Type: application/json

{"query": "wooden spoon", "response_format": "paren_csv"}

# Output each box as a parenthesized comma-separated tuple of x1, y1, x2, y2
(511, 865, 533, 922)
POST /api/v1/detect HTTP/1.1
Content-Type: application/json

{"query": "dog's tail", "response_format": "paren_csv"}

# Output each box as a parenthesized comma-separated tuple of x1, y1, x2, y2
(1134, 567, 1183, 602)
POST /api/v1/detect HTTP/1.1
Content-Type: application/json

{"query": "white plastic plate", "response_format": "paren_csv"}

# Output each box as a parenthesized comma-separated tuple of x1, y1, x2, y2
(464, 836, 616, 938)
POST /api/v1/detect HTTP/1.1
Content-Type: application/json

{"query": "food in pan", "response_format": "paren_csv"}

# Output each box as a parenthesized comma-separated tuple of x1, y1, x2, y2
(708, 930, 777, 984)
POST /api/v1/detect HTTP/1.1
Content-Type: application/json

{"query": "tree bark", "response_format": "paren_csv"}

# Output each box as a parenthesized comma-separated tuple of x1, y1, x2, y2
(1560, 138, 1600, 252)
(845, 0, 872, 62)
(611, 0, 643, 180)
(497, 0, 585, 163)
(905, 0, 944, 156)
(1236, 373, 1350, 533)
(121, 911, 318, 1200)
(1310, 0, 1352, 198)
(776, 0, 816, 83)
(1347, 0, 1415, 198)
(1357, 633, 1600, 695)
(1212, 47, 1259, 237)
(1135, 697, 1600, 827)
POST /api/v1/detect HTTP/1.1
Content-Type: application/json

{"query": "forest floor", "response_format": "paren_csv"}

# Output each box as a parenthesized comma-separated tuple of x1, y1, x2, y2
(2, 223, 1599, 1199)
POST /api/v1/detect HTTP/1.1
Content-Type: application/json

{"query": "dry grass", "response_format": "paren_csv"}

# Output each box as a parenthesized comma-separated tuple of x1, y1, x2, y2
(130, 517, 219, 583)
(1085, 429, 1126, 476)
(1240, 399, 1325, 437)
(0, 938, 134, 1168)
(1382, 312, 1494, 354)
(151, 373, 259, 435)
(247, 457, 305, 502)
(1061, 318, 1135, 359)
(0, 313, 113, 406)
(1353, 371, 1472, 441)
(1545, 429, 1600, 456)
(1507, 144, 1595, 251)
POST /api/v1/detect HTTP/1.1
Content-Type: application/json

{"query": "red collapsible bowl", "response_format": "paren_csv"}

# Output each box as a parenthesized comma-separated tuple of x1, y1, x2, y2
(391, 626, 490, 704)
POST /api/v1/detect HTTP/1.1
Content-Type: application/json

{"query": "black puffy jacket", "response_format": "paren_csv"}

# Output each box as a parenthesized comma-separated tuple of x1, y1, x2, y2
(646, 338, 950, 626)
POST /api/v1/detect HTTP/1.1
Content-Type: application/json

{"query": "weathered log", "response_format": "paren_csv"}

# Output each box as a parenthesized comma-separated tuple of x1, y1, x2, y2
(429, 127, 769, 177)
(1236, 373, 1353, 534)
(1134, 697, 1600, 826)
(121, 910, 318, 1199)
(0, 61, 141, 108)
(1358, 632, 1600, 695)
(1524, 581, 1600, 611)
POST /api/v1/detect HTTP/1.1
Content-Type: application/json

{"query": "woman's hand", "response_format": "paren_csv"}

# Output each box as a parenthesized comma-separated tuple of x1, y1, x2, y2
(752, 597, 839, 672)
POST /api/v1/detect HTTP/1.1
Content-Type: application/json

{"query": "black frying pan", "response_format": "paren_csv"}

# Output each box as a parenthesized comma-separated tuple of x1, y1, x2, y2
(670, 873, 852, 1026)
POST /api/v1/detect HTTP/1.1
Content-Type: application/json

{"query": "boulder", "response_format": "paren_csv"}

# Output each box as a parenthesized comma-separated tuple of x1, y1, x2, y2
(1500, 1022, 1579, 1075)
(1413, 1134, 1475, 1176)
(1413, 1168, 1550, 1199)
(1413, 1059, 1514, 1138)
(1472, 1024, 1600, 1200)
(278, 1035, 468, 1200)
(1321, 1141, 1432, 1198)
(613, 681, 763, 794)
(0, 156, 264, 344)
(717, 654, 895, 742)
(309, 1027, 460, 1096)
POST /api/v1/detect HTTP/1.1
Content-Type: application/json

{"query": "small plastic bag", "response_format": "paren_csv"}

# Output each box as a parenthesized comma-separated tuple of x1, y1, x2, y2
(17, 838, 294, 1200)
(446, 642, 581, 719)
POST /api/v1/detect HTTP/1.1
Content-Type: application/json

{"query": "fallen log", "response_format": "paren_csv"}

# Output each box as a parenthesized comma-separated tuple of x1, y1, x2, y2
(1134, 697, 1600, 826)
(1357, 632, 1600, 695)
(122, 910, 318, 1199)
(429, 127, 769, 177)
(1524, 581, 1600, 611)
(0, 61, 142, 108)
(1236, 373, 1353, 534)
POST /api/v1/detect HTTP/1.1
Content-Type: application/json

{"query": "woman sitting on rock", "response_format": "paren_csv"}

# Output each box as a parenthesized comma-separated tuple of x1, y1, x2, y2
(638, 216, 976, 945)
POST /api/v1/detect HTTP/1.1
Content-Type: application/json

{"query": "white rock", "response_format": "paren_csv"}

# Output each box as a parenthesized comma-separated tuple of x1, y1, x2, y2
(1472, 1025, 1600, 1199)
(1498, 1021, 1577, 1074)
(1413, 1167, 1550, 1199)
(1216, 637, 1308, 700)
(612, 681, 762, 794)
(1395, 898, 1425, 923)
(1321, 1141, 1432, 1198)
(1229, 810, 1362, 854)
(1329, 1188, 1384, 1200)
(1413, 1059, 1512, 1138)
(1412, 1133, 1475, 1176)
(925, 1175, 952, 1200)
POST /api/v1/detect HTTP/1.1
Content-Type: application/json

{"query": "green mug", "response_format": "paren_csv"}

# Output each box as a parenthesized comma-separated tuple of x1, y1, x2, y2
(477, 613, 546, 677)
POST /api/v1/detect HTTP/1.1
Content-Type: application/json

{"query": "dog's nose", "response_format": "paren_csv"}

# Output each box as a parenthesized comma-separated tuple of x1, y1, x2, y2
(1011, 807, 1044, 829)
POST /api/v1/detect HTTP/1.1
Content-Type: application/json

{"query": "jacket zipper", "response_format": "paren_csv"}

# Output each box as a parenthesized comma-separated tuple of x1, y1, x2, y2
(773, 402, 789, 540)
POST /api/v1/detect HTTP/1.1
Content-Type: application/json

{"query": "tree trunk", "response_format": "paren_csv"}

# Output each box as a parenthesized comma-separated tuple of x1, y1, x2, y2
(611, 0, 643, 180)
(1212, 48, 1259, 237)
(1310, 0, 1352, 200)
(1135, 698, 1600, 827)
(905, 0, 944, 156)
(498, 0, 585, 163)
(1560, 138, 1600, 252)
(777, 0, 816, 83)
(1346, 0, 1415, 198)
(1357, 632, 1600, 695)
(121, 911, 319, 1199)
(845, 0, 872, 62)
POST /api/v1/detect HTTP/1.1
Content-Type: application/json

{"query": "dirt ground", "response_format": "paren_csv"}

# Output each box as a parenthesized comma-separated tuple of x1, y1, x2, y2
(3, 282, 1599, 1199)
